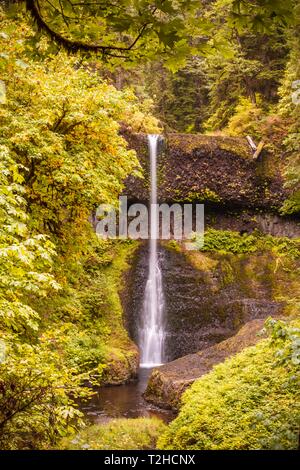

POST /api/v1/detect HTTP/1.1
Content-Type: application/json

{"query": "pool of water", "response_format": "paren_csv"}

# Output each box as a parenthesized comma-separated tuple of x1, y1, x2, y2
(80, 367, 174, 424)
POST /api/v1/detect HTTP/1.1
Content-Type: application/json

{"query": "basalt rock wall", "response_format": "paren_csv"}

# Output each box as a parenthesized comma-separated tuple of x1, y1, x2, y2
(122, 241, 286, 362)
(123, 133, 289, 211)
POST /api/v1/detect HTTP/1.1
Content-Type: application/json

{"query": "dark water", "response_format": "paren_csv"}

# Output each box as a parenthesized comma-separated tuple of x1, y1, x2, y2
(80, 368, 174, 424)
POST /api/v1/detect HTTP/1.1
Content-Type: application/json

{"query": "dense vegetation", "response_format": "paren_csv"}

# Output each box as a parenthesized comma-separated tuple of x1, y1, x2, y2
(60, 417, 166, 450)
(197, 228, 300, 257)
(0, 9, 156, 449)
(159, 319, 300, 450)
(0, 0, 299, 451)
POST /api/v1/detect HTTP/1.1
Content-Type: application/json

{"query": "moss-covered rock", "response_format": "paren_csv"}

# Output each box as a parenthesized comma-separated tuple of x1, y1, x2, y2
(143, 319, 269, 410)
(158, 319, 300, 450)
(102, 346, 139, 385)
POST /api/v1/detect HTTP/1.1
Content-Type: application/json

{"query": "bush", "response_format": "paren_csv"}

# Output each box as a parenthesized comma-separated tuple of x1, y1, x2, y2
(225, 97, 265, 139)
(0, 334, 90, 450)
(158, 319, 300, 450)
(60, 417, 166, 450)
(194, 228, 300, 258)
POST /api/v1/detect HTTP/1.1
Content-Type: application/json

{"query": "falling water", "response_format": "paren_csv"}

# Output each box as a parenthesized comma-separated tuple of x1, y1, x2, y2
(139, 135, 165, 368)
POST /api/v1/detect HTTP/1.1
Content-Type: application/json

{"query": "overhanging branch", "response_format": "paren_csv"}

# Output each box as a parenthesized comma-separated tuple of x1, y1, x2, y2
(25, 0, 152, 57)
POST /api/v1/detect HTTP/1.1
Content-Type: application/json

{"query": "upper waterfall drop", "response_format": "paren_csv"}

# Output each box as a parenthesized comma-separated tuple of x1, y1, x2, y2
(139, 134, 165, 368)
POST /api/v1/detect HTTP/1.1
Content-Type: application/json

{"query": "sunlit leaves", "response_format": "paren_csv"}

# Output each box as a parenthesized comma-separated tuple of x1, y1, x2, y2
(0, 335, 91, 449)
(0, 146, 59, 333)
(0, 14, 159, 246)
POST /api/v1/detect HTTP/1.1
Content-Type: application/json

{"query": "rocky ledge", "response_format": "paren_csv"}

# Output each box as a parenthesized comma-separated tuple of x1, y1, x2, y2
(124, 133, 288, 211)
(143, 319, 269, 410)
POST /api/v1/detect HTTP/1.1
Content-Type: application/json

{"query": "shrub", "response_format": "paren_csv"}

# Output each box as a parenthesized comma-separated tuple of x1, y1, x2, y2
(0, 334, 90, 450)
(158, 319, 300, 450)
(60, 417, 166, 450)
(193, 229, 300, 258)
(225, 96, 265, 139)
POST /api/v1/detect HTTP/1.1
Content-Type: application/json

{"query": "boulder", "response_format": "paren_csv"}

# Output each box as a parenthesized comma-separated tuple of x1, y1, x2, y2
(143, 319, 268, 410)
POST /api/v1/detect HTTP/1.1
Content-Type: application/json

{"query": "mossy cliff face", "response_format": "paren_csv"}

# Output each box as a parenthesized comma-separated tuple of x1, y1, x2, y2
(163, 241, 290, 359)
(123, 235, 299, 363)
(141, 232, 299, 408)
(124, 133, 288, 210)
(99, 241, 140, 385)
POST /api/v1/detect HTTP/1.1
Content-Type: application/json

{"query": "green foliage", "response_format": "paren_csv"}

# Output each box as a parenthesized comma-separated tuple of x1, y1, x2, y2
(0, 145, 59, 333)
(0, 333, 92, 450)
(158, 319, 300, 450)
(60, 417, 166, 450)
(10, 0, 294, 66)
(143, 58, 210, 132)
(44, 325, 106, 376)
(266, 318, 300, 367)
(281, 192, 300, 216)
(127, 0, 291, 132)
(194, 228, 300, 258)
(278, 12, 300, 215)
(228, 0, 296, 33)
(8, 0, 205, 64)
(0, 12, 160, 243)
(202, 0, 289, 131)
(225, 97, 265, 139)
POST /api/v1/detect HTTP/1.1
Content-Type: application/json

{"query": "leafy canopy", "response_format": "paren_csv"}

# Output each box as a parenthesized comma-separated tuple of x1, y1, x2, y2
(3, 0, 294, 69)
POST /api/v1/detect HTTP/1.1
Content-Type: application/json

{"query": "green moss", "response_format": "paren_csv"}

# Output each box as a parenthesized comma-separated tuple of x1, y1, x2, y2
(220, 259, 235, 286)
(159, 319, 300, 450)
(194, 228, 300, 258)
(163, 240, 182, 253)
(60, 417, 166, 450)
(280, 191, 300, 216)
(167, 134, 252, 160)
(186, 188, 222, 203)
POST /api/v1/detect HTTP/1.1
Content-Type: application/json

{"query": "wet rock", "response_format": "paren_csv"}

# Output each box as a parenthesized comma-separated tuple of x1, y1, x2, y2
(123, 242, 284, 362)
(160, 244, 283, 360)
(124, 133, 289, 211)
(102, 345, 139, 385)
(144, 319, 269, 410)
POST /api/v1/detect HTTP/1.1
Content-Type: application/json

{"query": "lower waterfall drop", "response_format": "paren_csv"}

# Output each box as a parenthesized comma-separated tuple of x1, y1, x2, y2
(139, 134, 165, 368)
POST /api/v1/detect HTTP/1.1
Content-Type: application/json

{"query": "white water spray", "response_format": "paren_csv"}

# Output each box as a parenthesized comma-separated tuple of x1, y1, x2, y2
(139, 135, 165, 368)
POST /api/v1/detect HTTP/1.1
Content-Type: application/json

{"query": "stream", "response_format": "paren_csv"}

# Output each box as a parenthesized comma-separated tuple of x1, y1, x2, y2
(81, 367, 174, 424)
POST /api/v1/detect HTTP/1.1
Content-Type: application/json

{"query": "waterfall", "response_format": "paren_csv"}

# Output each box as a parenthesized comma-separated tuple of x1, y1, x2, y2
(139, 134, 165, 368)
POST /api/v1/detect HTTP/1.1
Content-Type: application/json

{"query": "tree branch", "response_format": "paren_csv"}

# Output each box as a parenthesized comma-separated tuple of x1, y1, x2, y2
(25, 0, 153, 57)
